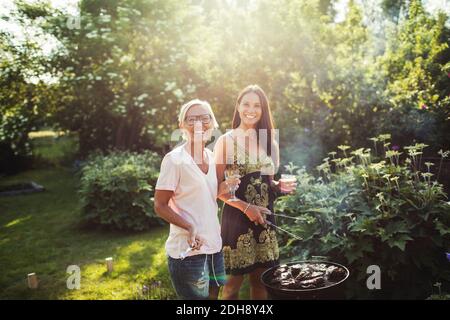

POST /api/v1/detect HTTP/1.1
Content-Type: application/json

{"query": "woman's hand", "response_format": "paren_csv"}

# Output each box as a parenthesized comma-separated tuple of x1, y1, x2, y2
(244, 205, 270, 225)
(187, 225, 206, 250)
(271, 179, 297, 195)
(218, 177, 241, 197)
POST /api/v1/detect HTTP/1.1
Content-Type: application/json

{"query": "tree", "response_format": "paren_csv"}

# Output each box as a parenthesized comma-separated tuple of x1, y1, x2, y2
(0, 2, 56, 174)
(39, 0, 204, 155)
(376, 0, 450, 150)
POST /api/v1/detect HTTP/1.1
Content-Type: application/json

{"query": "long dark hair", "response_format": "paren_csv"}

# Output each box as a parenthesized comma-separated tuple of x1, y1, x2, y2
(232, 85, 275, 156)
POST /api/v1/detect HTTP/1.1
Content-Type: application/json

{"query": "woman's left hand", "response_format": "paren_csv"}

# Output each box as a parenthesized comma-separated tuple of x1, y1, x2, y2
(271, 179, 297, 195)
(218, 178, 240, 197)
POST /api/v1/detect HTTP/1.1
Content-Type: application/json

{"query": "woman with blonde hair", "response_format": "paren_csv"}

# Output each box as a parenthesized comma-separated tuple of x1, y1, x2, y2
(154, 99, 238, 300)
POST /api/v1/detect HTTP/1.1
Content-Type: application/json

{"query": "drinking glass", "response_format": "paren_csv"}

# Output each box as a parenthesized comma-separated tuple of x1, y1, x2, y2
(225, 166, 240, 201)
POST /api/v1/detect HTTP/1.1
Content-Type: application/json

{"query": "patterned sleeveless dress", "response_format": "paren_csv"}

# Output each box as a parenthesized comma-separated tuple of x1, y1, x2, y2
(221, 138, 280, 275)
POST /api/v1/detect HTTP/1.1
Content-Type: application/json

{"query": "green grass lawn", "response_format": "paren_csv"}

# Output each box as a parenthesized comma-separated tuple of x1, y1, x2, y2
(30, 131, 79, 168)
(0, 133, 251, 300)
(0, 168, 175, 299)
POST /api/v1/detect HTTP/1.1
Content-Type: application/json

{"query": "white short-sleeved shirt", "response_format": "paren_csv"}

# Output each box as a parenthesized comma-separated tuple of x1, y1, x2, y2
(155, 143, 221, 259)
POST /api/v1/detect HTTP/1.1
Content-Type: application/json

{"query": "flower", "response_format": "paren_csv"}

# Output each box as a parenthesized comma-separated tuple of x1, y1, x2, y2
(447, 253, 450, 262)
(338, 145, 350, 151)
(151, 280, 161, 289)
(392, 145, 400, 151)
(420, 104, 428, 110)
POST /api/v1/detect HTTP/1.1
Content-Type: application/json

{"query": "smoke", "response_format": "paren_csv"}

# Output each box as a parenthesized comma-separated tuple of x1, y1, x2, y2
(279, 127, 326, 173)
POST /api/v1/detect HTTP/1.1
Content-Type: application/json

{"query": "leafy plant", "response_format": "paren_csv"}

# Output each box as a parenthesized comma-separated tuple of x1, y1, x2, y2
(79, 150, 163, 231)
(276, 134, 450, 299)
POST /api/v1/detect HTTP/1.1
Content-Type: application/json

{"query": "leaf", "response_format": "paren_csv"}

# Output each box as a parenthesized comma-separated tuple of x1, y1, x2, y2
(345, 249, 362, 264)
(434, 219, 450, 236)
(387, 234, 413, 251)
(384, 220, 411, 236)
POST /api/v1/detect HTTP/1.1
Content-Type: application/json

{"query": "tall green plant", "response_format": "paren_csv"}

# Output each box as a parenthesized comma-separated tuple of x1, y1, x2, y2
(276, 134, 450, 299)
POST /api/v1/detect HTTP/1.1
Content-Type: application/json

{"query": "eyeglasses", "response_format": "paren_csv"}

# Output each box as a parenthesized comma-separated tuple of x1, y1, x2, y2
(184, 114, 212, 126)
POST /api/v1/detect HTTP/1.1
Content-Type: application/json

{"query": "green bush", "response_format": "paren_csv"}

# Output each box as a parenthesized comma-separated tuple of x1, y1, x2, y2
(276, 134, 450, 299)
(79, 150, 163, 231)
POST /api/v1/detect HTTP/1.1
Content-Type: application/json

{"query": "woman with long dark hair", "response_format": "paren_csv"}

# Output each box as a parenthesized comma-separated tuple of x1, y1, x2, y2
(214, 85, 294, 299)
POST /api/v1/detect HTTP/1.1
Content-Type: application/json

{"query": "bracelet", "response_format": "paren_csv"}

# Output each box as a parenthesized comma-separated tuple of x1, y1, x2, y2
(243, 203, 251, 214)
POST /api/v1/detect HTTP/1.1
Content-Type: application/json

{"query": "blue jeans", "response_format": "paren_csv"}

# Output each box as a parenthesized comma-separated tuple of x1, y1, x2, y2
(167, 251, 226, 300)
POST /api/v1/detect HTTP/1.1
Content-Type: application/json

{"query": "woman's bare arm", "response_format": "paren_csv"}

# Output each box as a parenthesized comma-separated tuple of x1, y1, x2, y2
(154, 189, 203, 249)
(214, 134, 266, 224)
